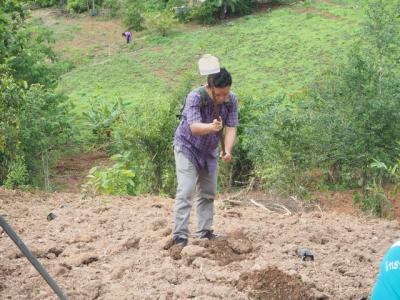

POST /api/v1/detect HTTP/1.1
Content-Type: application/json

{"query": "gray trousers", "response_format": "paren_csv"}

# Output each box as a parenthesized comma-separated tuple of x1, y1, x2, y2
(173, 150, 217, 240)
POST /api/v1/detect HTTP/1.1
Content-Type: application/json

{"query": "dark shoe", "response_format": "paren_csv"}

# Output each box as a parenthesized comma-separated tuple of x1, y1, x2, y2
(200, 230, 221, 240)
(173, 236, 188, 247)
(163, 236, 188, 250)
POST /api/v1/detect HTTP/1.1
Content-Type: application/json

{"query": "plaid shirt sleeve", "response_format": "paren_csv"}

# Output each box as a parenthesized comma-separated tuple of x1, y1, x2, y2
(185, 92, 202, 125)
(225, 93, 239, 127)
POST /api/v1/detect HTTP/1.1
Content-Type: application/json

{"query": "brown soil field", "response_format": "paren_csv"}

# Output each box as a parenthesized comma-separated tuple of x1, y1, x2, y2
(1, 187, 398, 299)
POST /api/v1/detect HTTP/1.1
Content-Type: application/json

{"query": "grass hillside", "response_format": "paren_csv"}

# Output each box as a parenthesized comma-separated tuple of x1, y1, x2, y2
(32, 0, 363, 114)
(26, 1, 400, 215)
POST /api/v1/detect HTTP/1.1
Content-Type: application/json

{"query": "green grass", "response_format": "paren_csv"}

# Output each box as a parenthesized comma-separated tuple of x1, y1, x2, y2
(59, 53, 170, 112)
(47, 1, 364, 120)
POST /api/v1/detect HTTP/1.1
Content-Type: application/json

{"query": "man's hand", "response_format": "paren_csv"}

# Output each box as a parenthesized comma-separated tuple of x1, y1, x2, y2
(220, 151, 232, 163)
(190, 117, 223, 136)
(210, 117, 223, 133)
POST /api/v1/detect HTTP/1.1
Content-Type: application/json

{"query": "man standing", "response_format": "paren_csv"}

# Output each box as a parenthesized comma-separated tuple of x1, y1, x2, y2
(171, 56, 238, 247)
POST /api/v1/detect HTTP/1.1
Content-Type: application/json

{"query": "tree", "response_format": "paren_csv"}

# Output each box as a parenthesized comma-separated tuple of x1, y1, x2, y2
(123, 0, 146, 31)
(0, 0, 73, 189)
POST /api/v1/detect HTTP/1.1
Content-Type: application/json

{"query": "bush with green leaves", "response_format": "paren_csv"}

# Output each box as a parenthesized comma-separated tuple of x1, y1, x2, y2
(166, 0, 186, 8)
(3, 9, 70, 87)
(84, 73, 198, 196)
(146, 11, 177, 37)
(143, 0, 167, 11)
(232, 0, 257, 17)
(170, 4, 192, 23)
(0, 72, 73, 189)
(191, 1, 219, 24)
(83, 97, 128, 147)
(238, 0, 400, 203)
(353, 180, 391, 218)
(67, 0, 89, 12)
(166, 0, 191, 20)
(371, 155, 400, 188)
(66, 0, 104, 13)
(0, 1, 73, 189)
(84, 153, 137, 195)
(30, 0, 58, 8)
(102, 0, 123, 17)
(356, 154, 400, 217)
(109, 87, 186, 195)
(308, 0, 400, 184)
(191, 0, 256, 24)
(3, 156, 29, 190)
(240, 94, 321, 197)
(123, 0, 146, 31)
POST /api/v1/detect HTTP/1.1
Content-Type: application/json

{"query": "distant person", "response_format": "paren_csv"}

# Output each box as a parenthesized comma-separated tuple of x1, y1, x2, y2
(371, 240, 400, 299)
(122, 31, 132, 44)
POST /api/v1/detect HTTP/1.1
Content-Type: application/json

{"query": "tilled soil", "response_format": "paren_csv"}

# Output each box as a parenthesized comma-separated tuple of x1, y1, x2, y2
(0, 188, 399, 299)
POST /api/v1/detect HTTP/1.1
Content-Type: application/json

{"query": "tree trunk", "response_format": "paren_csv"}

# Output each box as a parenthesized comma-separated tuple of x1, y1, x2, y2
(219, 3, 228, 20)
(42, 151, 50, 192)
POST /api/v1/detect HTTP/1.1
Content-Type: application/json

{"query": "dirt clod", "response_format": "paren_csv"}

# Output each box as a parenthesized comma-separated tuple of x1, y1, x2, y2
(123, 237, 140, 250)
(152, 219, 167, 231)
(170, 245, 184, 260)
(236, 267, 315, 300)
(191, 231, 253, 266)
(63, 253, 99, 267)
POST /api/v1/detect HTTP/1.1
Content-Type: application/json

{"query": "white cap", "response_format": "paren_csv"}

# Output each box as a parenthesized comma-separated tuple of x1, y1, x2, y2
(198, 54, 220, 76)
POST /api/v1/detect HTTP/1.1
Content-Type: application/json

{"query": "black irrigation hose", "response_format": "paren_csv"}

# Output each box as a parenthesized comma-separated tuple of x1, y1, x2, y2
(0, 215, 69, 300)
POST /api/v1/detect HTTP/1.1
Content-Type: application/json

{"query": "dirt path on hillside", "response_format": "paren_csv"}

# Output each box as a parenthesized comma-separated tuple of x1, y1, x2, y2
(1, 188, 399, 299)
(51, 151, 109, 193)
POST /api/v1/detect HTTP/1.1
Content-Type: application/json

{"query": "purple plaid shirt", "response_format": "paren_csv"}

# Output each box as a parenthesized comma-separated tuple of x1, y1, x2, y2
(174, 88, 239, 172)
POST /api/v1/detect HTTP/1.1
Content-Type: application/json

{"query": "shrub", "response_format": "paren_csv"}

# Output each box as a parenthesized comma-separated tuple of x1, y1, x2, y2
(171, 5, 192, 23)
(353, 180, 391, 218)
(238, 0, 400, 202)
(191, 1, 219, 24)
(356, 155, 400, 217)
(30, 0, 58, 8)
(166, 0, 187, 11)
(233, 0, 257, 16)
(143, 0, 167, 11)
(123, 1, 146, 31)
(240, 94, 320, 196)
(67, 0, 104, 13)
(67, 0, 89, 13)
(0, 1, 73, 189)
(166, 0, 191, 22)
(84, 153, 136, 196)
(102, 0, 123, 17)
(3, 156, 29, 190)
(83, 97, 128, 148)
(0, 75, 73, 188)
(84, 73, 198, 196)
(191, 0, 256, 24)
(146, 11, 177, 37)
(110, 90, 183, 194)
